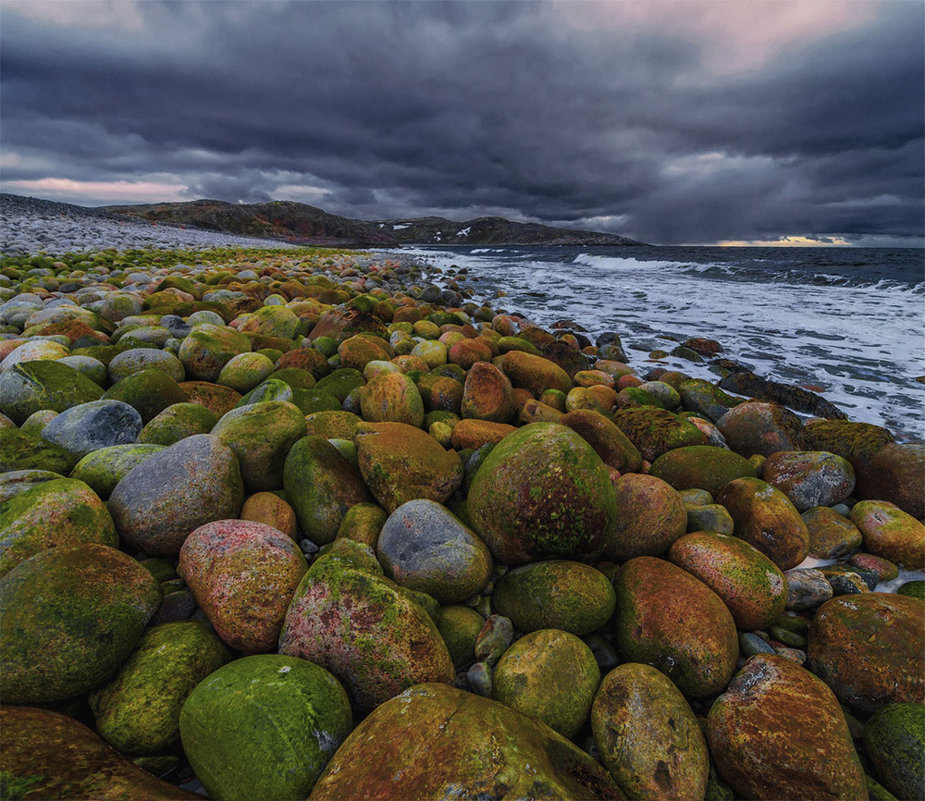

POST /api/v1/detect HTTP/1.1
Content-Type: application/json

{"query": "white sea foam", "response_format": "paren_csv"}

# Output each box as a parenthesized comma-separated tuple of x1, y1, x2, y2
(402, 245, 925, 442)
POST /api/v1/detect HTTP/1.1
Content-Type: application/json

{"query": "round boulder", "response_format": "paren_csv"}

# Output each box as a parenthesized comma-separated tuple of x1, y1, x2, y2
(468, 422, 617, 564)
(605, 473, 686, 561)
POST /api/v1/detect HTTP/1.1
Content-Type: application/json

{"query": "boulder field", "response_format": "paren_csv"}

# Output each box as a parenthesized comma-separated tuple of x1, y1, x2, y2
(0, 245, 922, 800)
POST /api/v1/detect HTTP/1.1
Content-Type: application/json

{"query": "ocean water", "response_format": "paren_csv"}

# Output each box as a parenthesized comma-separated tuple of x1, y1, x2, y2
(398, 244, 925, 443)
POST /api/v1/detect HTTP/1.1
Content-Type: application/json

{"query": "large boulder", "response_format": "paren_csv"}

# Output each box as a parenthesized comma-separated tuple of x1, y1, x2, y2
(0, 543, 161, 704)
(649, 445, 757, 496)
(355, 422, 462, 513)
(308, 683, 622, 800)
(849, 500, 925, 569)
(762, 450, 855, 512)
(492, 559, 615, 635)
(707, 654, 866, 801)
(467, 422, 617, 564)
(612, 557, 738, 698)
(178, 322, 251, 381)
(0, 359, 104, 424)
(108, 434, 244, 556)
(180, 654, 352, 801)
(716, 401, 804, 457)
(855, 442, 925, 519)
(604, 473, 686, 561)
(179, 519, 307, 653)
(39, 399, 143, 458)
(284, 436, 373, 545)
(89, 621, 230, 754)
(610, 407, 708, 462)
(807, 593, 924, 713)
(592, 662, 708, 800)
(278, 554, 454, 711)
(559, 408, 642, 473)
(0, 477, 118, 577)
(0, 706, 199, 801)
(376, 499, 492, 604)
(716, 477, 810, 570)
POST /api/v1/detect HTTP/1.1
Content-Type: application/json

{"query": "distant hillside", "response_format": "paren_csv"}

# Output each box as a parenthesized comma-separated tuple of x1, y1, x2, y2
(101, 199, 400, 248)
(375, 215, 645, 246)
(100, 199, 645, 248)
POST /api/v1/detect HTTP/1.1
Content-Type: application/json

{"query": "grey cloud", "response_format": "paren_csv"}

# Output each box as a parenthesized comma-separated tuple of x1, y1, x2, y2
(1, 0, 921, 244)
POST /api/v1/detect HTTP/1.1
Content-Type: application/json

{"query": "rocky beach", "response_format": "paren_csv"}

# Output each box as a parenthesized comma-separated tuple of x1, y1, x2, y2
(1, 195, 923, 801)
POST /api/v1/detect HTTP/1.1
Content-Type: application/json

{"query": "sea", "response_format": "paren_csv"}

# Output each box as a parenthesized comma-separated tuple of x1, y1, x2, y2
(396, 244, 925, 444)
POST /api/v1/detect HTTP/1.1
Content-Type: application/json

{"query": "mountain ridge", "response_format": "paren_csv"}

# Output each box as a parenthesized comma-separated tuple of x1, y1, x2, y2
(99, 198, 647, 247)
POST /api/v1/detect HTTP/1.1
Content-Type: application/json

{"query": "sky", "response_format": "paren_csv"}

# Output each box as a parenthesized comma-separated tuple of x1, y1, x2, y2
(1, 0, 923, 247)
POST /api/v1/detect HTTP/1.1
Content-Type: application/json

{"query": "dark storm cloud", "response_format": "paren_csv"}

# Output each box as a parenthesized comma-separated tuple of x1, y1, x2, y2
(1, 0, 922, 244)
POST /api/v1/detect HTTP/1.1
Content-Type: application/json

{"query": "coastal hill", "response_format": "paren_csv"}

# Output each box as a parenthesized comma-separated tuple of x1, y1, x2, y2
(374, 215, 644, 246)
(100, 199, 645, 248)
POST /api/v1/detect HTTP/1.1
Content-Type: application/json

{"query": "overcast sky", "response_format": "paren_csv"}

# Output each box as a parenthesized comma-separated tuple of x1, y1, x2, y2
(1, 0, 922, 246)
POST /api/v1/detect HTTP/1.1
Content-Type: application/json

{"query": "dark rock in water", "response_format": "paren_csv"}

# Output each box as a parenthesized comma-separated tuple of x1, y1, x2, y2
(677, 378, 743, 422)
(538, 339, 590, 378)
(308, 683, 623, 800)
(40, 399, 143, 458)
(717, 368, 847, 419)
(0, 706, 200, 800)
(707, 654, 867, 801)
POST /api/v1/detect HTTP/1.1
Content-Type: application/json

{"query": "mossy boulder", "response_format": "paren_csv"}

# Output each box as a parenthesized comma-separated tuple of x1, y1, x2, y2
(0, 543, 161, 703)
(468, 423, 617, 564)
(360, 371, 425, 427)
(605, 473, 686, 561)
(716, 477, 810, 570)
(0, 428, 79, 473)
(304, 410, 363, 440)
(807, 593, 924, 713)
(308, 683, 622, 801)
(216, 351, 276, 394)
(284, 436, 373, 545)
(613, 556, 738, 697)
(178, 380, 242, 418)
(180, 654, 353, 801)
(0, 360, 103, 424)
(89, 621, 230, 754)
(108, 434, 244, 556)
(240, 491, 298, 538)
(668, 531, 788, 630)
(461, 361, 515, 422)
(278, 555, 454, 711)
(649, 445, 757, 496)
(855, 442, 925, 519)
(0, 706, 199, 801)
(178, 322, 251, 381)
(559, 408, 642, 473)
(716, 401, 805, 457)
(376, 499, 492, 604)
(611, 407, 709, 462)
(492, 559, 616, 635)
(436, 604, 486, 669)
(108, 347, 185, 383)
(802, 506, 863, 559)
(179, 519, 307, 653)
(677, 378, 743, 422)
(314, 368, 365, 401)
(239, 304, 301, 339)
(212, 400, 306, 491)
(0, 468, 64, 503)
(707, 654, 866, 801)
(849, 500, 925, 569)
(863, 702, 925, 800)
(70, 443, 164, 499)
(449, 418, 517, 450)
(356, 422, 463, 513)
(592, 662, 708, 800)
(496, 350, 572, 396)
(802, 419, 894, 470)
(762, 450, 856, 512)
(0, 477, 118, 577)
(138, 401, 217, 446)
(337, 333, 393, 371)
(493, 628, 601, 738)
(103, 368, 188, 423)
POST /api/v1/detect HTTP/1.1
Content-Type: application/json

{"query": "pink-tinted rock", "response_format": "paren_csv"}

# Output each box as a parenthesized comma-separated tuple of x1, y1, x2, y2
(179, 519, 307, 653)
